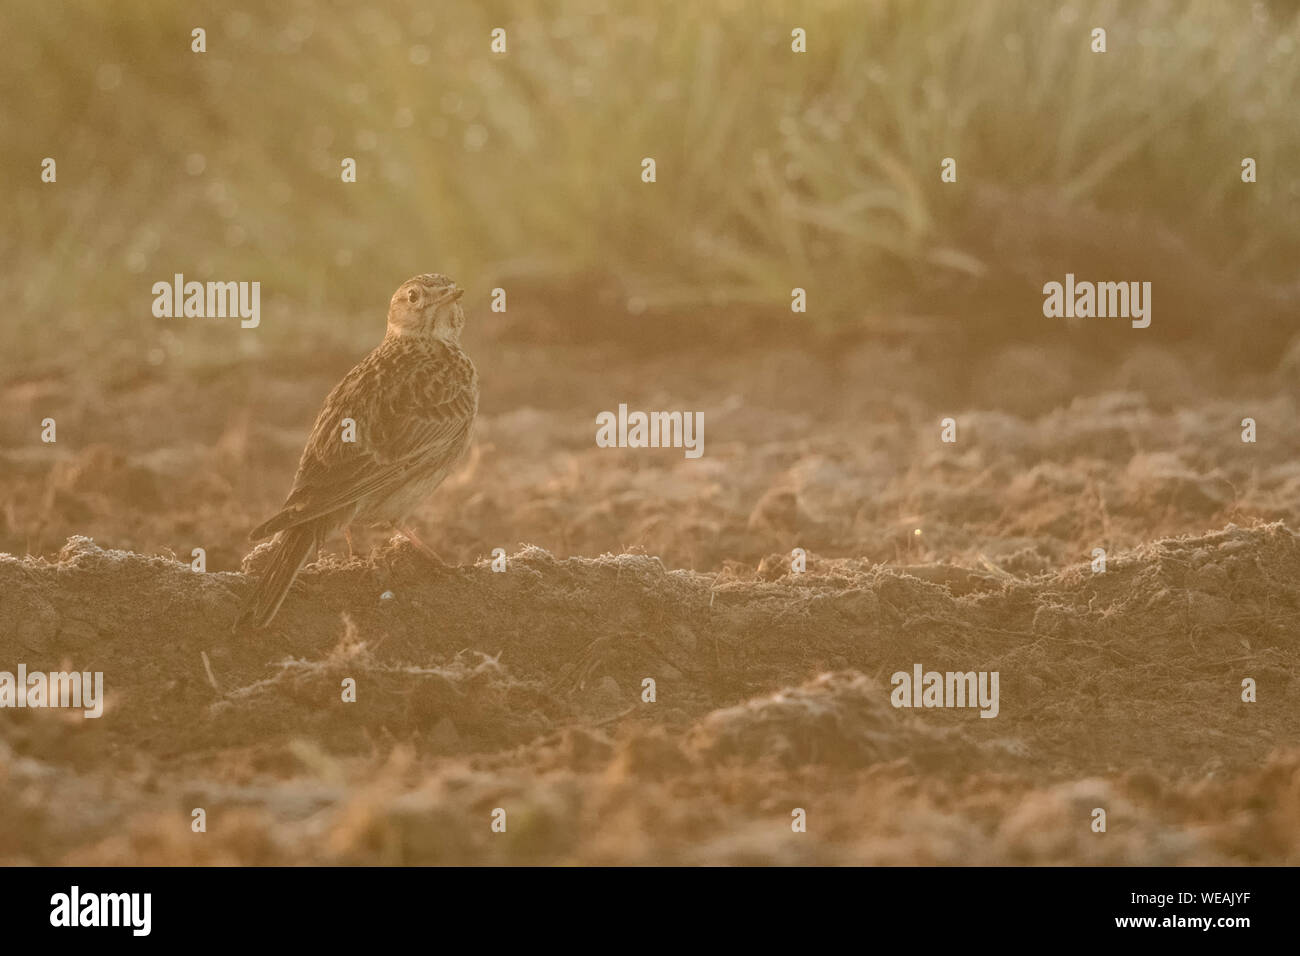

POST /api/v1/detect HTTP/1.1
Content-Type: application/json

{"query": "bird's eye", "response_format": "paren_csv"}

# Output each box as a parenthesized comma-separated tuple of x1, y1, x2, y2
(407, 289, 420, 304)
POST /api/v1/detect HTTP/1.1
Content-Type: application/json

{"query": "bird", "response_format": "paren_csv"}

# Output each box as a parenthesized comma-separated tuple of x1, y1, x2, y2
(236, 273, 479, 629)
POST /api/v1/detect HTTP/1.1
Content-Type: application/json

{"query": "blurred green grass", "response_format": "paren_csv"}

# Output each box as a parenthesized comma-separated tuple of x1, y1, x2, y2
(1, 0, 1297, 371)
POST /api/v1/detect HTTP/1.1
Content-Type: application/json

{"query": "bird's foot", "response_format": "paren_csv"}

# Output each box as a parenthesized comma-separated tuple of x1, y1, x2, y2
(398, 525, 448, 567)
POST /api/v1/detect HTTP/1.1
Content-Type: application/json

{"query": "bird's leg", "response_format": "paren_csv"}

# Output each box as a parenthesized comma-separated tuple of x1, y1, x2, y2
(344, 525, 355, 559)
(398, 525, 447, 566)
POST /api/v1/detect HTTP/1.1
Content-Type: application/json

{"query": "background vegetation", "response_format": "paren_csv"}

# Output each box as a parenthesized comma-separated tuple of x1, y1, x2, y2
(2, 0, 1298, 369)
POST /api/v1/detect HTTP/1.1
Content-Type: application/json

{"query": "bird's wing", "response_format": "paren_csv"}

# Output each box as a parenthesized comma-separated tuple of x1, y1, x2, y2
(250, 340, 477, 538)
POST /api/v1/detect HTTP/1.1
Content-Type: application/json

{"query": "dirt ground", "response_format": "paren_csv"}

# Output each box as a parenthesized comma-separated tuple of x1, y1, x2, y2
(1, 312, 1298, 865)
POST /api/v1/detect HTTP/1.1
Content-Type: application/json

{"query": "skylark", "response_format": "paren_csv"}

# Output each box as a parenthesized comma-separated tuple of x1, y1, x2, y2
(237, 273, 479, 629)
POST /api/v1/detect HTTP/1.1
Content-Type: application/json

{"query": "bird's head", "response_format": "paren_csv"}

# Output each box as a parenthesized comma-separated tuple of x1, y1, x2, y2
(386, 273, 466, 342)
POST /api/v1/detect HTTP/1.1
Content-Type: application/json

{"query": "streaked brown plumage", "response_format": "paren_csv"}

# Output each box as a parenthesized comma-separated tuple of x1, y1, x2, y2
(237, 273, 478, 629)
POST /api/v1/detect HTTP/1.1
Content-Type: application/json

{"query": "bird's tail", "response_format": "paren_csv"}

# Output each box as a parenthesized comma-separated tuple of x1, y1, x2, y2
(236, 525, 317, 630)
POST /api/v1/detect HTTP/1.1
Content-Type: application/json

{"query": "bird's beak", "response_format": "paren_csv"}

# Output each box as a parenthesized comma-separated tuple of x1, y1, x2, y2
(438, 286, 465, 304)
